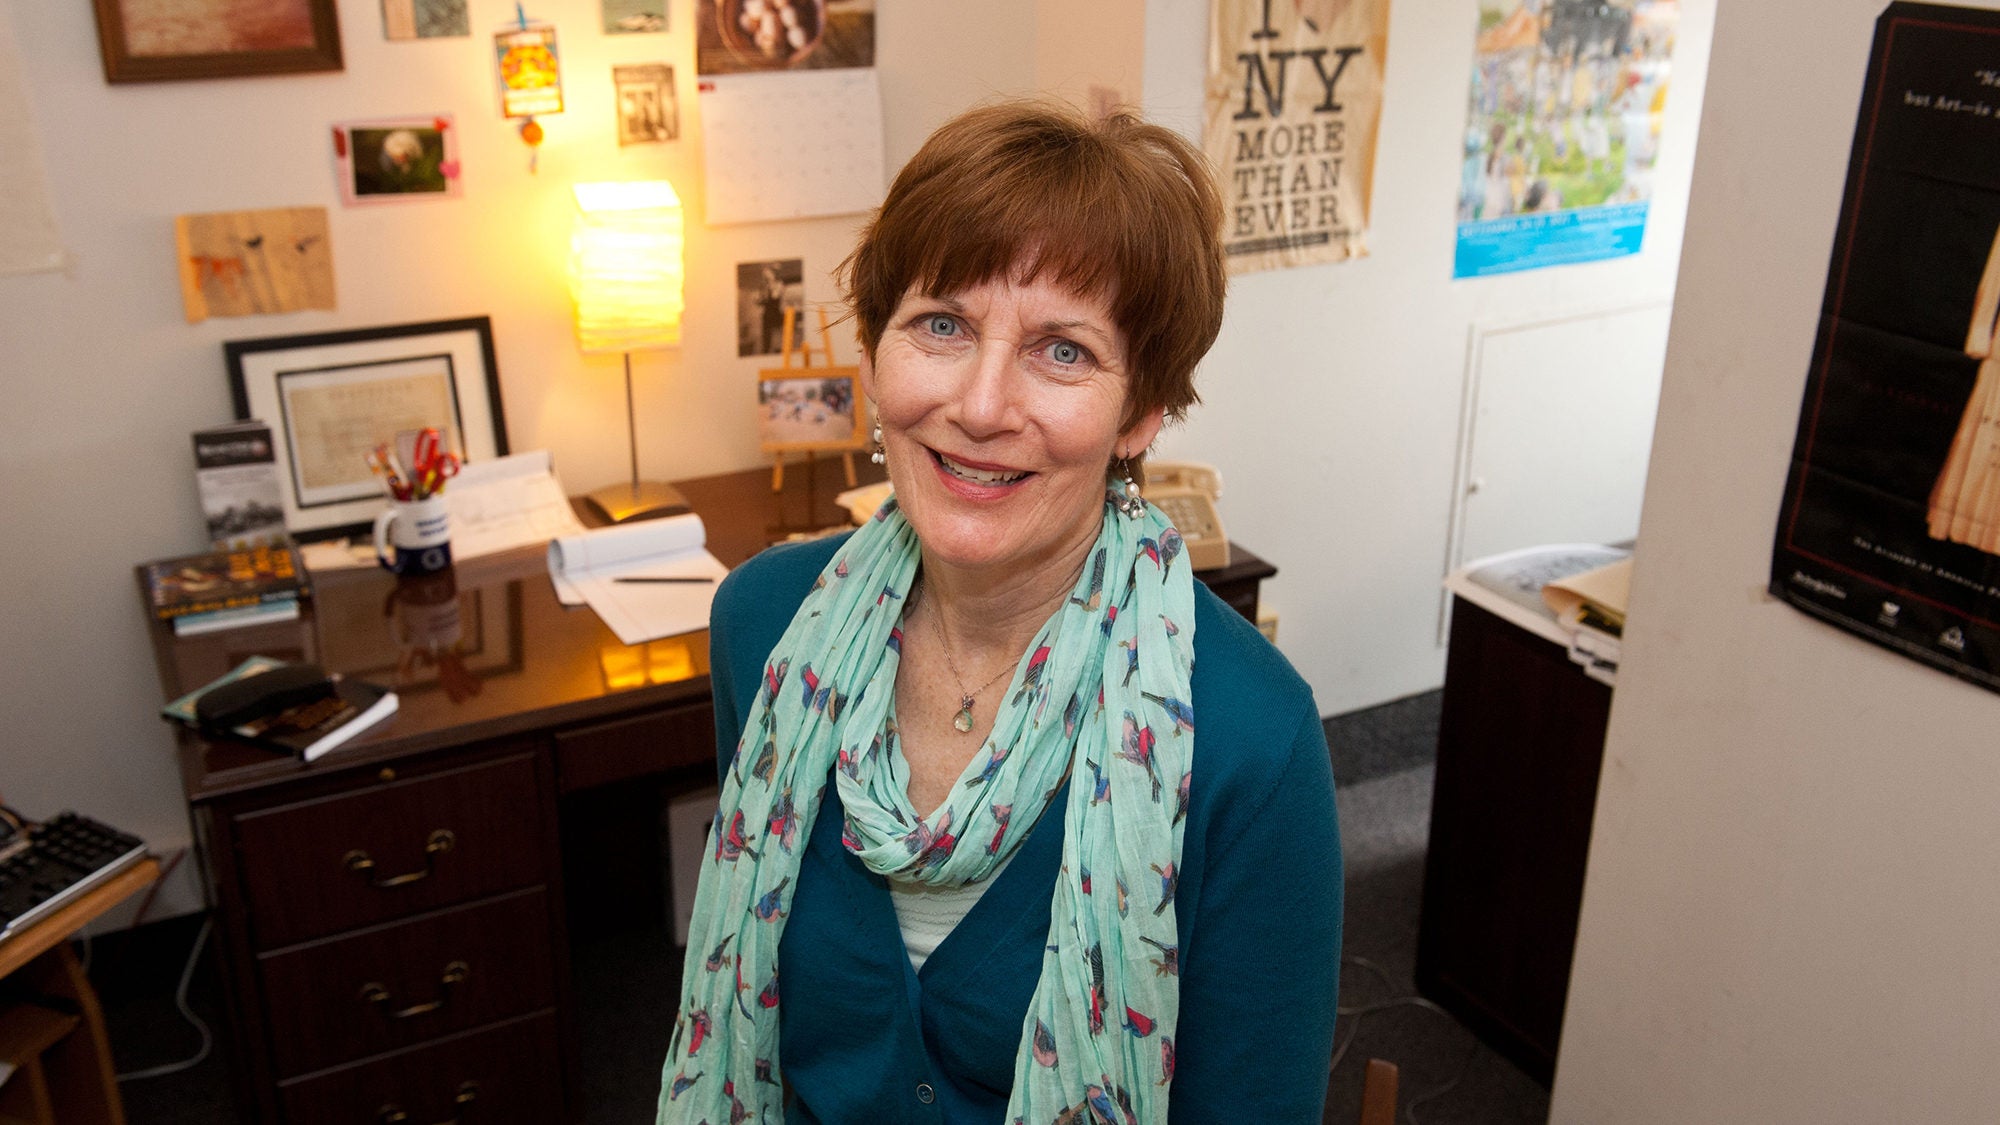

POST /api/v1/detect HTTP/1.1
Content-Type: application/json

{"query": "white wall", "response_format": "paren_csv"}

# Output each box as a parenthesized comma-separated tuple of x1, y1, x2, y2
(0, 0, 1045, 922)
(1554, 2, 2000, 1121)
(0, 0, 1714, 923)
(1146, 0, 1714, 714)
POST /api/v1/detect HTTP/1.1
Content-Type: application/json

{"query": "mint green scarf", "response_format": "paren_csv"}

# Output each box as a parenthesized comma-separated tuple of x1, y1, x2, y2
(658, 493, 1196, 1124)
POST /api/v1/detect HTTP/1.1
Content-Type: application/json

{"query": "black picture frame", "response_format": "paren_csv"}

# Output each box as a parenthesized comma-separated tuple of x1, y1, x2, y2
(225, 317, 508, 541)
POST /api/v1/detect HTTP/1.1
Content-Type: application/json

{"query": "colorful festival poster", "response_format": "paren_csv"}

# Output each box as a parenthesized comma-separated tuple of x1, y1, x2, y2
(495, 23, 563, 118)
(1454, 0, 1678, 278)
(1771, 3, 2000, 696)
(1203, 0, 1389, 275)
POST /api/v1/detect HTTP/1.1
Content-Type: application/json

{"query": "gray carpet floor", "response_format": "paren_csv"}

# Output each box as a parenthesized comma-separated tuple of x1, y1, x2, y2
(1321, 691, 1550, 1125)
(100, 689, 1550, 1124)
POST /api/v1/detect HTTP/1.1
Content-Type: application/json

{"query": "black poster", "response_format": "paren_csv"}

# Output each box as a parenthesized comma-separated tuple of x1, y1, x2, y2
(1773, 2, 2000, 693)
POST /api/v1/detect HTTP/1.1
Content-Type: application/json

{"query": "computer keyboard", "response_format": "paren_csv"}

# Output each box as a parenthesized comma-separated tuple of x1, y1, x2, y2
(0, 811, 149, 943)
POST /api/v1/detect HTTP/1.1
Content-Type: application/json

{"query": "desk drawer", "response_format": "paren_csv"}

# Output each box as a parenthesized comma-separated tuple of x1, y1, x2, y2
(235, 753, 546, 949)
(258, 888, 556, 1078)
(555, 702, 714, 793)
(277, 1011, 562, 1125)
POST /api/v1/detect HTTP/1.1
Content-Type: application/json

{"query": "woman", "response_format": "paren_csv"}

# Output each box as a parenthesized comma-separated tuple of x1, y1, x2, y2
(659, 100, 1341, 1124)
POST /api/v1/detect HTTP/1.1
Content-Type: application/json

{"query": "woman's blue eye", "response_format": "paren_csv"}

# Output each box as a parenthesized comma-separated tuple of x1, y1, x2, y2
(1050, 341, 1083, 364)
(925, 314, 957, 336)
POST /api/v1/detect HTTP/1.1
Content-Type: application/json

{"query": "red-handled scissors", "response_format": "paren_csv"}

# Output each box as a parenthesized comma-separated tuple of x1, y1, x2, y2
(411, 427, 461, 497)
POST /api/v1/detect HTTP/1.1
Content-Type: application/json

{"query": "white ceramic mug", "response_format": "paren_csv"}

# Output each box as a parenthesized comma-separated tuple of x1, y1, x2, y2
(373, 494, 452, 575)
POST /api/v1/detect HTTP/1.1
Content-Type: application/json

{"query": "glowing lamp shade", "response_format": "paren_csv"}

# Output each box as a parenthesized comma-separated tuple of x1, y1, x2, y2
(570, 180, 685, 353)
(569, 180, 691, 523)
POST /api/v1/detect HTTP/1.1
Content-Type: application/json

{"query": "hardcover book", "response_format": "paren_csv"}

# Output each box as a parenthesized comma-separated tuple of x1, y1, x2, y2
(193, 421, 287, 549)
(142, 543, 306, 620)
(169, 599, 303, 637)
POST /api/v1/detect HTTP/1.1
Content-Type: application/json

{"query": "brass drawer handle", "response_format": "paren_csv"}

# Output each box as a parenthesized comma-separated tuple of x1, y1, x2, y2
(377, 1080, 480, 1124)
(343, 829, 456, 888)
(359, 961, 471, 1020)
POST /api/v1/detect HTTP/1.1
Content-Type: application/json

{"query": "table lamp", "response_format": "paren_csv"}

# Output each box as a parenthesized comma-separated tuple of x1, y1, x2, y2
(571, 179, 691, 523)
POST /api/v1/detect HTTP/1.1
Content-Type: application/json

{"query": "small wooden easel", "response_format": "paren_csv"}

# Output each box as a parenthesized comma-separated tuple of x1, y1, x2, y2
(761, 305, 866, 492)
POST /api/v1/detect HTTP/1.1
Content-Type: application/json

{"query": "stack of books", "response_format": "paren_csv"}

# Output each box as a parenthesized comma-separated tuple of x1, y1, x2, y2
(142, 543, 309, 636)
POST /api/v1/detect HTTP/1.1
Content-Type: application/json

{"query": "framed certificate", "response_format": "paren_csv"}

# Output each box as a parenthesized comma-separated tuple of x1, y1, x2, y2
(225, 317, 508, 540)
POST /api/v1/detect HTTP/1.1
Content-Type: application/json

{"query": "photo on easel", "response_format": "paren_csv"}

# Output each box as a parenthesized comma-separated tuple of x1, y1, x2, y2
(757, 371, 861, 449)
(757, 304, 868, 490)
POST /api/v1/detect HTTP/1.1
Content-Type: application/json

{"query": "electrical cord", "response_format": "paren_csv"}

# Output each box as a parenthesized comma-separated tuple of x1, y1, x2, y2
(114, 916, 214, 1082)
(80, 846, 190, 986)
(127, 846, 189, 932)
(1331, 953, 1482, 1125)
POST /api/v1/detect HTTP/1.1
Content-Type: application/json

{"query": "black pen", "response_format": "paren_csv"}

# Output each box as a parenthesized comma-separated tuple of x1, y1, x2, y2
(613, 575, 716, 584)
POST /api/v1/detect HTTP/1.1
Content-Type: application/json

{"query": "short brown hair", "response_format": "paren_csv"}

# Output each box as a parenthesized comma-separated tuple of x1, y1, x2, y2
(841, 99, 1225, 432)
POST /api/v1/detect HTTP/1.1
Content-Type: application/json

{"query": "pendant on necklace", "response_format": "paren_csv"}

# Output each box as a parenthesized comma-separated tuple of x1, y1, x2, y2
(953, 697, 976, 733)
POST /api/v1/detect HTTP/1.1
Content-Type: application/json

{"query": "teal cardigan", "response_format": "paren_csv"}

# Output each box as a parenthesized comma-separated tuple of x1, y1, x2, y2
(700, 534, 1342, 1124)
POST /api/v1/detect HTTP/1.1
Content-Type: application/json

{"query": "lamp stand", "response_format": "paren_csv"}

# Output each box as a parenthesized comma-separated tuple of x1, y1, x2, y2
(585, 352, 690, 524)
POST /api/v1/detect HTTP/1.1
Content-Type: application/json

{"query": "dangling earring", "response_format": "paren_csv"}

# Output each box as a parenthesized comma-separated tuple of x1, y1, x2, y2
(870, 424, 885, 466)
(1117, 454, 1145, 520)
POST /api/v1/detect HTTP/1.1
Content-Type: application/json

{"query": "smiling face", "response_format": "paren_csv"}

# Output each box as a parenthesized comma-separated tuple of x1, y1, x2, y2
(861, 272, 1164, 585)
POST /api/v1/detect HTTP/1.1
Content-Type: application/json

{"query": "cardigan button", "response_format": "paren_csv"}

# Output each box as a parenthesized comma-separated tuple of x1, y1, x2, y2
(916, 1083, 935, 1104)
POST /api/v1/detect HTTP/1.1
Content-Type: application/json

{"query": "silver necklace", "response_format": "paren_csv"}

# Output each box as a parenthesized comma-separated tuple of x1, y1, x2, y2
(922, 591, 1016, 734)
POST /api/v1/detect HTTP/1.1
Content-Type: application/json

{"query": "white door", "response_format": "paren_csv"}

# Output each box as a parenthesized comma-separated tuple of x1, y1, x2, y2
(1452, 302, 1672, 571)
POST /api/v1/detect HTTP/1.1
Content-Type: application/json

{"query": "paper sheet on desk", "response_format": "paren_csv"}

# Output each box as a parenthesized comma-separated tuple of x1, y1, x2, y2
(447, 450, 588, 558)
(1541, 557, 1632, 628)
(547, 514, 729, 644)
(297, 452, 587, 572)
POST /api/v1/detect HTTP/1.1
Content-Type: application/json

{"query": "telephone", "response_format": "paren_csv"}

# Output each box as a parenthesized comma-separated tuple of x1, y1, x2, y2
(1141, 461, 1229, 570)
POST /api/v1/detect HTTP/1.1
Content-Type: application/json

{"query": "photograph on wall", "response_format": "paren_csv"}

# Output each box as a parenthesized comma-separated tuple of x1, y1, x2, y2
(1453, 0, 1679, 279)
(1771, 2, 2000, 695)
(696, 0, 874, 74)
(332, 116, 461, 204)
(604, 0, 666, 33)
(495, 22, 563, 117)
(381, 0, 468, 39)
(615, 63, 678, 144)
(736, 258, 805, 357)
(757, 371, 862, 450)
(175, 206, 335, 322)
(1202, 0, 1390, 275)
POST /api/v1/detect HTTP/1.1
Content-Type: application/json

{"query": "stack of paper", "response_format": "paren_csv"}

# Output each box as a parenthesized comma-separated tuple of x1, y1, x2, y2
(1542, 556, 1632, 686)
(1443, 543, 1634, 686)
(1444, 543, 1629, 647)
(548, 514, 729, 644)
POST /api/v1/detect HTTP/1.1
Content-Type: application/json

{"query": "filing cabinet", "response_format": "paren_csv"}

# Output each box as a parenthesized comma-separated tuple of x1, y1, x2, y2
(190, 738, 577, 1124)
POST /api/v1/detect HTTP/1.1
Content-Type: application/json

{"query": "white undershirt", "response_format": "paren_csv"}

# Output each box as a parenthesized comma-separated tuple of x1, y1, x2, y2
(889, 850, 1016, 973)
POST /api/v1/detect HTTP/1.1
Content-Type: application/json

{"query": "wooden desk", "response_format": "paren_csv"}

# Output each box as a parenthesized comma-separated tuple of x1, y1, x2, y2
(141, 463, 1275, 1123)
(0, 857, 161, 1125)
